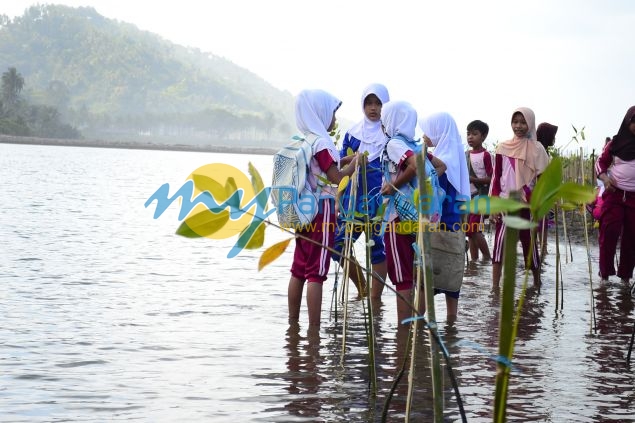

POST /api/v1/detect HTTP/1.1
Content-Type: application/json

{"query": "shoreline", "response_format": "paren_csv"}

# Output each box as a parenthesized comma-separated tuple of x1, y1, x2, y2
(0, 134, 279, 156)
(2, 133, 597, 246)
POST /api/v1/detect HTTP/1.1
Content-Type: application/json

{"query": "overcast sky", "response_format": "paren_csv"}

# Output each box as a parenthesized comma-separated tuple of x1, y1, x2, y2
(5, 0, 634, 152)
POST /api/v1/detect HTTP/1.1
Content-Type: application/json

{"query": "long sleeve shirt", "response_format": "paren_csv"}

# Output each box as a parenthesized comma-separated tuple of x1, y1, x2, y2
(595, 140, 635, 192)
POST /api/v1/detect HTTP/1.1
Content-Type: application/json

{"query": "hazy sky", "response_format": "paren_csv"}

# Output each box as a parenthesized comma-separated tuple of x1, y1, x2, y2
(5, 0, 634, 152)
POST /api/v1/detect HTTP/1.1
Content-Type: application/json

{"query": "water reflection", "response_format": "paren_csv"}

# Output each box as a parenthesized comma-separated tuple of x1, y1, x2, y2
(283, 323, 323, 420)
(588, 283, 634, 422)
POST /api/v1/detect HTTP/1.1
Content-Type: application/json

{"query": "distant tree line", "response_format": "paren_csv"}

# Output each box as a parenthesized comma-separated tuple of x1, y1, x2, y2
(0, 5, 296, 145)
(0, 66, 81, 138)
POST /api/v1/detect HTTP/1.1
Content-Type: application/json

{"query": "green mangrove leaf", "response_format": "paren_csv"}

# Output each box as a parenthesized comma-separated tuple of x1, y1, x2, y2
(236, 219, 266, 250)
(225, 177, 240, 209)
(176, 208, 230, 238)
(191, 173, 227, 205)
(502, 215, 537, 229)
(371, 202, 388, 222)
(258, 238, 292, 271)
(466, 196, 526, 215)
(248, 162, 268, 210)
(248, 162, 264, 193)
(338, 175, 350, 193)
(530, 157, 562, 220)
(316, 174, 331, 186)
(533, 181, 594, 219)
(558, 182, 596, 205)
(560, 202, 580, 211)
(347, 147, 354, 156)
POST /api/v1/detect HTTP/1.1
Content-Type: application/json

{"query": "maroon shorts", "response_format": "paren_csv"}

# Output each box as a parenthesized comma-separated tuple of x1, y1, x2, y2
(384, 219, 415, 291)
(290, 199, 335, 283)
(465, 213, 484, 238)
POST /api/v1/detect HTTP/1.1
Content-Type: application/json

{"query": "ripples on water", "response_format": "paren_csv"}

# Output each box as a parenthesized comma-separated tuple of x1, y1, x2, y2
(1, 144, 633, 422)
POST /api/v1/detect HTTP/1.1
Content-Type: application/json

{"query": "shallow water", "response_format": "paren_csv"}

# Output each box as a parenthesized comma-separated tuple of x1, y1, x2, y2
(1, 144, 633, 422)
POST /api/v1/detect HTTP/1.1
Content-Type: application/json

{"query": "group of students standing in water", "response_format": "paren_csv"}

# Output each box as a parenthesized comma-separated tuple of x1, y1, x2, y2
(285, 84, 635, 327)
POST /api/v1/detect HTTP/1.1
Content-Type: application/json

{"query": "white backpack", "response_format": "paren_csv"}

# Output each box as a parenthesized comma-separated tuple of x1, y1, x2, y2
(271, 134, 322, 228)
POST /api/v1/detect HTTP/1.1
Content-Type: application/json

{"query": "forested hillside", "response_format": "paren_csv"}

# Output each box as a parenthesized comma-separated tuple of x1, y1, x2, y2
(0, 4, 296, 147)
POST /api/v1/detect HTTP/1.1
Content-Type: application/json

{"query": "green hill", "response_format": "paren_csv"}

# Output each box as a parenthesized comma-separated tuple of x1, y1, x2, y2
(0, 4, 296, 147)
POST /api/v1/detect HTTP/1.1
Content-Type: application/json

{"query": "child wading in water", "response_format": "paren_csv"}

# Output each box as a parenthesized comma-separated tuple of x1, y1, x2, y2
(287, 89, 358, 327)
(465, 119, 493, 261)
(489, 107, 549, 289)
(333, 83, 390, 300)
(379, 101, 447, 323)
(420, 111, 472, 324)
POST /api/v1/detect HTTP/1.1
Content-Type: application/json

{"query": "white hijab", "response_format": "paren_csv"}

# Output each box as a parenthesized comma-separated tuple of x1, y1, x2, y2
(295, 89, 341, 161)
(419, 112, 471, 198)
(380, 100, 417, 140)
(347, 83, 390, 161)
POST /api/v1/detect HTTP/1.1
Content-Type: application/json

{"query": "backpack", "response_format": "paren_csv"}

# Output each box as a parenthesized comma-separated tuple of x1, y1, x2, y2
(381, 134, 444, 224)
(271, 134, 322, 229)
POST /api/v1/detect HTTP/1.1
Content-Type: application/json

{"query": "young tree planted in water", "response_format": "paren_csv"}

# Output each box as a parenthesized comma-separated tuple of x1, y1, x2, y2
(467, 157, 595, 422)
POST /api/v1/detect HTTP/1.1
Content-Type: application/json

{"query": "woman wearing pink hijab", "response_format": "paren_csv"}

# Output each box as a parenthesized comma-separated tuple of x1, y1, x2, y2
(489, 107, 549, 289)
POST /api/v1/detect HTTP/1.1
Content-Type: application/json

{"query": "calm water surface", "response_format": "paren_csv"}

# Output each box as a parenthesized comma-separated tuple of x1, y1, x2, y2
(1, 144, 633, 422)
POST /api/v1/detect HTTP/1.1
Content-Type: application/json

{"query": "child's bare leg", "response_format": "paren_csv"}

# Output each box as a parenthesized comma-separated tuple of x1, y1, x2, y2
(306, 281, 323, 326)
(445, 295, 458, 324)
(288, 276, 305, 322)
(370, 260, 387, 299)
(492, 262, 502, 289)
(468, 236, 479, 261)
(345, 259, 367, 298)
(475, 232, 491, 260)
(396, 287, 414, 324)
(532, 267, 541, 287)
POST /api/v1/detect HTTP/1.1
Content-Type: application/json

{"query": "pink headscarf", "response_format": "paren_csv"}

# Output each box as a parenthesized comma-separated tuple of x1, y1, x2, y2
(496, 107, 550, 189)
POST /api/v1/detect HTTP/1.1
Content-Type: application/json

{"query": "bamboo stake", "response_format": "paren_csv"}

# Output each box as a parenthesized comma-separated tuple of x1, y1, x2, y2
(561, 207, 572, 263)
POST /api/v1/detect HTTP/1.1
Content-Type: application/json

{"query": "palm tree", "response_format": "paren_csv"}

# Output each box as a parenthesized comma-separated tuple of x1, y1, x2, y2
(2, 67, 25, 110)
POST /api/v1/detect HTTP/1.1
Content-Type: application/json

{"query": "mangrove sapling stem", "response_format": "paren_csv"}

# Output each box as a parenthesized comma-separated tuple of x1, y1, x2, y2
(555, 205, 559, 307)
(224, 180, 465, 417)
(360, 159, 378, 396)
(562, 208, 574, 263)
(340, 160, 360, 367)
(580, 147, 597, 334)
(494, 192, 522, 423)
(329, 263, 339, 322)
(406, 152, 444, 422)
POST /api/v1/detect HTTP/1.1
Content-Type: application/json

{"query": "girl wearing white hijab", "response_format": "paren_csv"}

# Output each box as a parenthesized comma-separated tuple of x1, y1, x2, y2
(419, 112, 472, 199)
(380, 101, 448, 323)
(419, 111, 470, 323)
(289, 89, 358, 327)
(334, 83, 390, 299)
